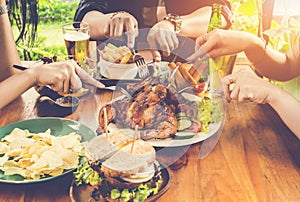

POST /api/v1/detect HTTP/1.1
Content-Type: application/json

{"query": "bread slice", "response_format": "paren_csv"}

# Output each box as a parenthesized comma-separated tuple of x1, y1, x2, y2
(101, 140, 156, 178)
(84, 130, 132, 162)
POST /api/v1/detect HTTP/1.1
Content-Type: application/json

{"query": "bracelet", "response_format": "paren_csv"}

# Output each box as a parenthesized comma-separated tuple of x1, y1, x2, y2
(0, 5, 9, 15)
(110, 11, 129, 20)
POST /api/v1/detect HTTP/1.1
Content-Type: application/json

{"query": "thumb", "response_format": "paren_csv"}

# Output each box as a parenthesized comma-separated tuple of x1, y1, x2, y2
(74, 63, 105, 88)
(152, 50, 161, 62)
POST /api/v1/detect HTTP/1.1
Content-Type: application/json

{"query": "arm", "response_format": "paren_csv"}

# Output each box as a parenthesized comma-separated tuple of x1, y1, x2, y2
(222, 67, 300, 139)
(188, 29, 300, 81)
(0, 0, 21, 81)
(0, 61, 81, 109)
(0, 60, 104, 109)
(74, 0, 138, 48)
(180, 6, 231, 38)
(148, 4, 233, 61)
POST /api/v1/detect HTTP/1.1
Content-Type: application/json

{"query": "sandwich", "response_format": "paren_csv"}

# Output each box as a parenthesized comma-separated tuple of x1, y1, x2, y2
(74, 130, 163, 201)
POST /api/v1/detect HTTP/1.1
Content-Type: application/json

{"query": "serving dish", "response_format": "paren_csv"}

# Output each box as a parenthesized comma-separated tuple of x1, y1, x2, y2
(97, 60, 226, 147)
(106, 119, 223, 148)
(98, 56, 138, 80)
(0, 118, 96, 184)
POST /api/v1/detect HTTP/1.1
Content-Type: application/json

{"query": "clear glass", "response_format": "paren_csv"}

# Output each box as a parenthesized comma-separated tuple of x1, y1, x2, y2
(62, 21, 90, 67)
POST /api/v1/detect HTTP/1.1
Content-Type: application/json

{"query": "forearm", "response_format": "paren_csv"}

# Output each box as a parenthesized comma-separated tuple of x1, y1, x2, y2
(0, 69, 36, 109)
(179, 7, 211, 38)
(267, 86, 300, 139)
(82, 11, 113, 40)
(180, 6, 230, 38)
(0, 1, 21, 81)
(244, 34, 298, 81)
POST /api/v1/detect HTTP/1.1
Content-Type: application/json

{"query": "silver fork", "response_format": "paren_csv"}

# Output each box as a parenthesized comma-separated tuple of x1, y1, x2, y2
(130, 48, 149, 78)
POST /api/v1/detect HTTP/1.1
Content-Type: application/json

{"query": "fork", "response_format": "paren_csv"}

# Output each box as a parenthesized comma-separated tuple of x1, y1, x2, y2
(130, 48, 149, 78)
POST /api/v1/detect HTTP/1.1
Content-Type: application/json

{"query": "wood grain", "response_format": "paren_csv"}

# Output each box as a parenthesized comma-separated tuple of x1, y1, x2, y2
(0, 82, 299, 202)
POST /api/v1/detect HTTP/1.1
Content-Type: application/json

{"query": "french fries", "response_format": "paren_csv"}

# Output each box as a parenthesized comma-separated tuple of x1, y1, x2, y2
(101, 43, 133, 64)
(168, 61, 207, 96)
(178, 63, 198, 86)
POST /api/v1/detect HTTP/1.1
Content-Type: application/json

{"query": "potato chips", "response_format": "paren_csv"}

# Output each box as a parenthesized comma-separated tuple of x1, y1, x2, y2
(0, 128, 83, 180)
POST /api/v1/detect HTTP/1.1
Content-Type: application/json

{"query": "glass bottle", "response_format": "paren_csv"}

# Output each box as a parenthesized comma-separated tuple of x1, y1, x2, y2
(208, 4, 236, 78)
(207, 4, 222, 33)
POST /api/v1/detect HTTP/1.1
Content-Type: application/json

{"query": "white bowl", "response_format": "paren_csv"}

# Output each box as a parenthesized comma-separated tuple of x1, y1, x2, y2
(98, 57, 138, 80)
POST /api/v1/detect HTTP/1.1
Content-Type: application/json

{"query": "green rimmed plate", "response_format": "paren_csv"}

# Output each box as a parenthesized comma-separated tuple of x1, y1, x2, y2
(0, 117, 96, 184)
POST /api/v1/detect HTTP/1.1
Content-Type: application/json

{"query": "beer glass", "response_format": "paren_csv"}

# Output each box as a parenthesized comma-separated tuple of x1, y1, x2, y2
(62, 22, 90, 67)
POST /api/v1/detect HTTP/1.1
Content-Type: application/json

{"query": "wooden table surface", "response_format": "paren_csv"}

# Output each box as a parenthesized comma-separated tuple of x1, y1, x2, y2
(0, 69, 299, 202)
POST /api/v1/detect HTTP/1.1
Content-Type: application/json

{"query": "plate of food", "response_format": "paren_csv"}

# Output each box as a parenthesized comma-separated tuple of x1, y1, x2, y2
(70, 130, 170, 202)
(0, 118, 96, 184)
(96, 61, 226, 147)
(96, 43, 159, 84)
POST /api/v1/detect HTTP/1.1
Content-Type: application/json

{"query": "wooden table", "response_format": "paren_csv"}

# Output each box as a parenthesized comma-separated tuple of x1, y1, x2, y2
(0, 72, 299, 202)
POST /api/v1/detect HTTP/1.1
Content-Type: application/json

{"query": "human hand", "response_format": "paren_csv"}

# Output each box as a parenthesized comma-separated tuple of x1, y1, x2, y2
(147, 20, 179, 62)
(222, 66, 274, 104)
(104, 11, 138, 49)
(34, 60, 104, 93)
(187, 29, 254, 62)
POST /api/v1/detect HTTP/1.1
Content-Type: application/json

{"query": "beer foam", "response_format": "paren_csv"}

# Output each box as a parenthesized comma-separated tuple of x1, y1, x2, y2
(63, 32, 89, 41)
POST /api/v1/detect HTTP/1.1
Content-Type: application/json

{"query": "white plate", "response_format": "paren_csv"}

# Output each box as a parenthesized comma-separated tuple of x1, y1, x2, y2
(107, 121, 222, 147)
(146, 121, 222, 147)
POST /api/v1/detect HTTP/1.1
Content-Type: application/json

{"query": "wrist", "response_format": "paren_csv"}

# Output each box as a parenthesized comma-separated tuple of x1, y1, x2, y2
(0, 4, 9, 15)
(25, 67, 39, 87)
(163, 13, 182, 34)
(267, 84, 283, 106)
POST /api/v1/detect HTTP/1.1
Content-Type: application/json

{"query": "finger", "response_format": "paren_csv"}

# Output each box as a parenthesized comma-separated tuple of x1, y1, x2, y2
(195, 33, 209, 48)
(152, 50, 161, 62)
(126, 23, 138, 49)
(164, 32, 178, 53)
(104, 23, 110, 38)
(63, 77, 70, 93)
(109, 21, 116, 38)
(221, 75, 233, 102)
(51, 79, 64, 93)
(114, 21, 123, 37)
(230, 83, 240, 101)
(69, 66, 82, 91)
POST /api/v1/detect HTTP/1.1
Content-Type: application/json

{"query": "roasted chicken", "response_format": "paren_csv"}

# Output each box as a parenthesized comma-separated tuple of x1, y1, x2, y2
(98, 76, 202, 140)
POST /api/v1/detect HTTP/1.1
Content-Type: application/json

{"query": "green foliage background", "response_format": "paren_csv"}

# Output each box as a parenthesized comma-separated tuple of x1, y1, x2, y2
(15, 0, 78, 61)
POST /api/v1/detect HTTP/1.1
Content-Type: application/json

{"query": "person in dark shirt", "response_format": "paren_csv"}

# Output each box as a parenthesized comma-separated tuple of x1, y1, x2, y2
(74, 0, 232, 61)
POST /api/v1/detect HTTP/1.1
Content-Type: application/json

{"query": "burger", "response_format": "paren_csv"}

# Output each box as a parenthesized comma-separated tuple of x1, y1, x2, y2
(74, 130, 164, 201)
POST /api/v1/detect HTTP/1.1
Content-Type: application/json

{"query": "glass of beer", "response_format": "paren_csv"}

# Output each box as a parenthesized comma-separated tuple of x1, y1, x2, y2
(62, 21, 90, 67)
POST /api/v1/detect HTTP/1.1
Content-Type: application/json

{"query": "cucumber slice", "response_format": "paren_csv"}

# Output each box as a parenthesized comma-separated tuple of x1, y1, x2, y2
(177, 118, 192, 131)
(174, 132, 195, 139)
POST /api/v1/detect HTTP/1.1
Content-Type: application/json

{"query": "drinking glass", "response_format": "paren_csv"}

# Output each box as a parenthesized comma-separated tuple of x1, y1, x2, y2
(62, 21, 90, 67)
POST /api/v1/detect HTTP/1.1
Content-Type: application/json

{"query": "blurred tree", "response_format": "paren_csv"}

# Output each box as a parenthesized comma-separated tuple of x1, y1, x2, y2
(7, 0, 38, 60)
